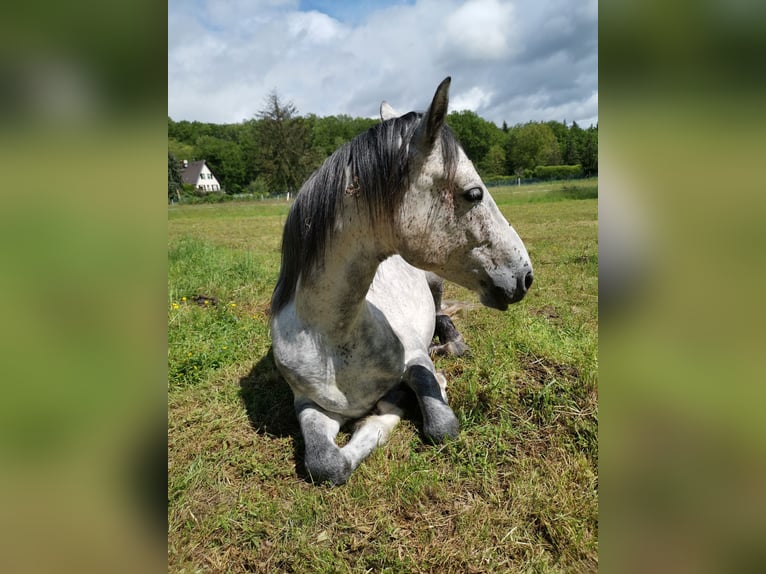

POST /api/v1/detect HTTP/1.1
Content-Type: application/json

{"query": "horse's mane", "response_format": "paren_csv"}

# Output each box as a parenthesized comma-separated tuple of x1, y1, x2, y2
(271, 111, 461, 313)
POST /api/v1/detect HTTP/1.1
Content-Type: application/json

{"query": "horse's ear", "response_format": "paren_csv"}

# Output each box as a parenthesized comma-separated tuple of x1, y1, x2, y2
(380, 101, 399, 121)
(412, 77, 451, 155)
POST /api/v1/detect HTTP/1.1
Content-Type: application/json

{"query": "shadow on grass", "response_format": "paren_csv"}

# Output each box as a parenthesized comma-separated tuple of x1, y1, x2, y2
(238, 348, 309, 480)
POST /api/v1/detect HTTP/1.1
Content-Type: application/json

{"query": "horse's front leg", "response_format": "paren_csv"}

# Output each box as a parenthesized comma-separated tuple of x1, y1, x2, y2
(296, 388, 406, 486)
(295, 399, 351, 485)
(426, 272, 469, 357)
(342, 384, 405, 469)
(431, 313, 469, 357)
(404, 362, 460, 443)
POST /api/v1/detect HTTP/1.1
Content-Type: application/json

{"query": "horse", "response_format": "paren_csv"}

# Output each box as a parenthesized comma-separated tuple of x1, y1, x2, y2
(270, 77, 533, 485)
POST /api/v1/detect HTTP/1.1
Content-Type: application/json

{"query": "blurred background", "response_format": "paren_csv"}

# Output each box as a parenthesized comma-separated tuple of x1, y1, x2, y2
(600, 1, 766, 572)
(0, 1, 765, 573)
(0, 2, 167, 573)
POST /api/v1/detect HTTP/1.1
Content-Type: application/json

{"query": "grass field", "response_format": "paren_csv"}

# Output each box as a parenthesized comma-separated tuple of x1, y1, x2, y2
(168, 179, 598, 573)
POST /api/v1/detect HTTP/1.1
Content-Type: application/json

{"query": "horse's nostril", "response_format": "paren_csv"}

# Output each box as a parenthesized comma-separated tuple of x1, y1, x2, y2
(512, 271, 533, 301)
(524, 271, 534, 291)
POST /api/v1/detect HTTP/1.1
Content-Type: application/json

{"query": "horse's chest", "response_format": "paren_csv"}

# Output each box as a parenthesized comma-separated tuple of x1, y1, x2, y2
(334, 330, 403, 380)
(272, 309, 405, 415)
(321, 324, 405, 407)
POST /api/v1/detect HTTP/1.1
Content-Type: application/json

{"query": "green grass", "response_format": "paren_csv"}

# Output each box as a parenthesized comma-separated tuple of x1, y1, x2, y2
(168, 179, 598, 573)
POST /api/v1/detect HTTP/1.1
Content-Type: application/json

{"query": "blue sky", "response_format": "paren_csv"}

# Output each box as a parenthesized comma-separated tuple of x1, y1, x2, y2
(168, 0, 597, 127)
(298, 0, 416, 24)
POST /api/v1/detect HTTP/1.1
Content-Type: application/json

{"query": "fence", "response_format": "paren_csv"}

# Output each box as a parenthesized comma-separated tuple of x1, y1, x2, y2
(484, 173, 595, 188)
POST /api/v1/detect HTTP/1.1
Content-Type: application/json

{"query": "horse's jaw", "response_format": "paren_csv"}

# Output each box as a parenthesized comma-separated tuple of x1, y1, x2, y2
(479, 286, 512, 311)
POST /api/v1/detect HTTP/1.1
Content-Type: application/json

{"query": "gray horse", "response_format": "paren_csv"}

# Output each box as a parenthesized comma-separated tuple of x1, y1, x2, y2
(270, 78, 533, 485)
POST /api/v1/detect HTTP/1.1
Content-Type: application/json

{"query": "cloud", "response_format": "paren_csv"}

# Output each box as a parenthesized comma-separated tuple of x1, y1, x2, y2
(287, 10, 346, 43)
(168, 0, 597, 127)
(451, 86, 495, 112)
(444, 0, 516, 62)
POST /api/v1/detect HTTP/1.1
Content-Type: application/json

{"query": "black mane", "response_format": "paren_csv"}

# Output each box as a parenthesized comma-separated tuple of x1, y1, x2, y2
(271, 112, 461, 313)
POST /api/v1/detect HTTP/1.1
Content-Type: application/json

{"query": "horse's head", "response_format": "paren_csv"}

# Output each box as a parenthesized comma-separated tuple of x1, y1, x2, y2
(392, 77, 533, 310)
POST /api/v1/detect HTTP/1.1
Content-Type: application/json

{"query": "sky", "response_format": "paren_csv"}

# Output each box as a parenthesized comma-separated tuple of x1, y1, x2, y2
(168, 0, 597, 128)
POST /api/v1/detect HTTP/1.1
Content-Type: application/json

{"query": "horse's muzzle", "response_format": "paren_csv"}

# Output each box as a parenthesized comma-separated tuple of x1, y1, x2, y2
(479, 270, 533, 310)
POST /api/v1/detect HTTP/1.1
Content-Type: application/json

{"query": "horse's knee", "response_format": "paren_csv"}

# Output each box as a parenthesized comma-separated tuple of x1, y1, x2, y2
(304, 445, 352, 486)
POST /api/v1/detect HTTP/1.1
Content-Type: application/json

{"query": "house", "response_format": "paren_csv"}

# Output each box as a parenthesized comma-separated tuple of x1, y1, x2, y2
(179, 159, 222, 192)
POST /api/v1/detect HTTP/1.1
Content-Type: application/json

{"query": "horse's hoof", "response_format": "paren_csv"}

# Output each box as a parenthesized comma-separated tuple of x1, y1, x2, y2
(429, 341, 471, 357)
(305, 448, 352, 486)
(423, 407, 460, 444)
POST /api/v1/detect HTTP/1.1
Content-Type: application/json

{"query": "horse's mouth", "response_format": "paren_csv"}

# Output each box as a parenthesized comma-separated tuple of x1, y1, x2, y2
(479, 274, 532, 310)
(479, 286, 512, 310)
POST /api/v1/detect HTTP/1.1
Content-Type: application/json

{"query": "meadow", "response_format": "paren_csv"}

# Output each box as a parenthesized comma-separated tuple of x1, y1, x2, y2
(168, 179, 598, 573)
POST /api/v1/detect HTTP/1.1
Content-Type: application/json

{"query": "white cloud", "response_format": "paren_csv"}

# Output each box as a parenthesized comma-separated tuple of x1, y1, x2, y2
(287, 11, 347, 44)
(444, 0, 516, 61)
(168, 0, 598, 127)
(451, 86, 494, 111)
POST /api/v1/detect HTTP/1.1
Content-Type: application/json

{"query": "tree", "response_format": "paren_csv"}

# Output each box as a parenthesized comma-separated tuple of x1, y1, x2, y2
(446, 110, 504, 169)
(581, 125, 598, 176)
(507, 122, 561, 173)
(479, 143, 506, 178)
(168, 152, 183, 203)
(168, 138, 196, 163)
(561, 130, 581, 166)
(253, 90, 317, 194)
(238, 119, 262, 186)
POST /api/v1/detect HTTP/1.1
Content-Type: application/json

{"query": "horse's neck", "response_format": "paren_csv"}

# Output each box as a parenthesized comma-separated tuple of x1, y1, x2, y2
(295, 206, 392, 338)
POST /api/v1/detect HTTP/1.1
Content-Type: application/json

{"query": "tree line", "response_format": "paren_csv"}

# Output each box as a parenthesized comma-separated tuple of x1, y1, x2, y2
(168, 91, 597, 198)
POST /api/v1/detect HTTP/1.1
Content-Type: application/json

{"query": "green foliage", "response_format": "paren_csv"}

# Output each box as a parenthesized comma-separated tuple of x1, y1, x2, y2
(168, 111, 598, 201)
(478, 143, 506, 178)
(581, 125, 598, 176)
(308, 113, 377, 157)
(168, 137, 197, 163)
(168, 152, 183, 203)
(186, 192, 233, 204)
(507, 122, 561, 173)
(533, 164, 584, 180)
(245, 176, 271, 197)
(446, 110, 504, 165)
(253, 91, 319, 194)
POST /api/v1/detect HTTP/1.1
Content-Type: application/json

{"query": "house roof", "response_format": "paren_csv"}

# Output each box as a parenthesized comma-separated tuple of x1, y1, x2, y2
(179, 160, 206, 185)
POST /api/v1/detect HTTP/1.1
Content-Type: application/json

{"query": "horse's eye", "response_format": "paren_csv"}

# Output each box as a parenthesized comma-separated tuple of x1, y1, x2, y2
(463, 187, 483, 202)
